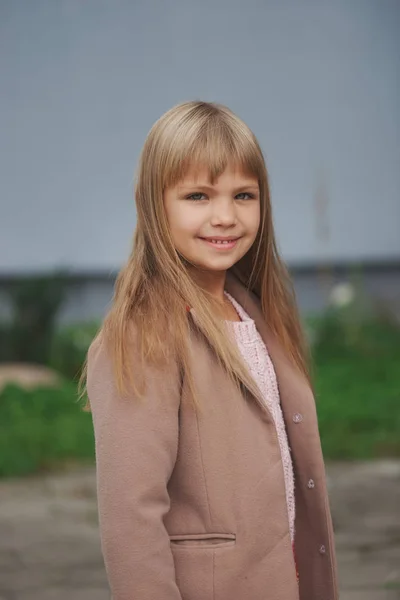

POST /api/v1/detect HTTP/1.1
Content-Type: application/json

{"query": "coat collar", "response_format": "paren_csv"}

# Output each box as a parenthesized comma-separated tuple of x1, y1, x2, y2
(226, 269, 315, 411)
(187, 269, 315, 421)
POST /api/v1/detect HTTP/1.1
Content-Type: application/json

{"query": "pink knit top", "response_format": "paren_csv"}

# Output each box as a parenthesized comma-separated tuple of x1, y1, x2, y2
(223, 290, 296, 543)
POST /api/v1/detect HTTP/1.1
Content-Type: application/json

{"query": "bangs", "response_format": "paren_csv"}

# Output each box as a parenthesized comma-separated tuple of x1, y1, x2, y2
(162, 116, 263, 189)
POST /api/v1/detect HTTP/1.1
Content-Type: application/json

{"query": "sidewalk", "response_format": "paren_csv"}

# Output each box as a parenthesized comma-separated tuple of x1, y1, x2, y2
(0, 460, 399, 599)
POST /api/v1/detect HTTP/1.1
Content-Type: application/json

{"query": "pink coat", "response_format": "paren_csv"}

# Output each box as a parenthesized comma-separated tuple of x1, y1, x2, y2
(87, 269, 339, 600)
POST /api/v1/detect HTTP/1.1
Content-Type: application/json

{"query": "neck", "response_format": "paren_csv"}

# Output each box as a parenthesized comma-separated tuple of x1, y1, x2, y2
(187, 267, 227, 304)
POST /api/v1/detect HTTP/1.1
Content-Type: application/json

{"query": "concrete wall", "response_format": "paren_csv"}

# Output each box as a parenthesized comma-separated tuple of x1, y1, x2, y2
(1, 0, 399, 278)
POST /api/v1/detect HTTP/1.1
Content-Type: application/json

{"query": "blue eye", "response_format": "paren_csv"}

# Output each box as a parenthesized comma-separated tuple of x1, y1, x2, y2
(236, 192, 253, 200)
(187, 193, 206, 201)
(186, 192, 255, 201)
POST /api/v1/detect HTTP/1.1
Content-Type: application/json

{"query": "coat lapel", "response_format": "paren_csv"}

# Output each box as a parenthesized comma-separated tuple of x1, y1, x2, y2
(187, 275, 269, 417)
(223, 270, 317, 424)
(187, 269, 315, 426)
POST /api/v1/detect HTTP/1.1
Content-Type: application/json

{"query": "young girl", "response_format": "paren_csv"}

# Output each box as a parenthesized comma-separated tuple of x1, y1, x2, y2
(81, 100, 339, 600)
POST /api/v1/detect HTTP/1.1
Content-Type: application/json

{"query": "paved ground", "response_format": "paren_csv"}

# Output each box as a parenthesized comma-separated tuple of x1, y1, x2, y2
(0, 460, 399, 599)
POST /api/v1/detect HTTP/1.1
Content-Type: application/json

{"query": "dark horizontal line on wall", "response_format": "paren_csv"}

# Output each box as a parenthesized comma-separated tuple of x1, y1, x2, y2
(288, 257, 400, 276)
(0, 256, 400, 283)
(0, 269, 117, 284)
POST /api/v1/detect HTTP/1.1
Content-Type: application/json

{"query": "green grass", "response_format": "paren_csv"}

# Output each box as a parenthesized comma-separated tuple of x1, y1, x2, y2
(0, 317, 399, 477)
(311, 316, 400, 459)
(315, 355, 400, 459)
(0, 382, 94, 478)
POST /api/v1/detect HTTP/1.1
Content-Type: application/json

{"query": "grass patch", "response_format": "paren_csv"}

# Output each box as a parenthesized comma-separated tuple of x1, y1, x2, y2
(0, 382, 94, 478)
(311, 317, 400, 459)
(0, 316, 399, 477)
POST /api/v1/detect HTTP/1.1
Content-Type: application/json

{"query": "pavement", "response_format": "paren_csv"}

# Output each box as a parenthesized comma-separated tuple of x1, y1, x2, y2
(0, 460, 399, 599)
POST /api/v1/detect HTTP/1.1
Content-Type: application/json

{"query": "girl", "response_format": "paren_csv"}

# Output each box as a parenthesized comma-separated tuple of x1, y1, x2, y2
(81, 101, 339, 600)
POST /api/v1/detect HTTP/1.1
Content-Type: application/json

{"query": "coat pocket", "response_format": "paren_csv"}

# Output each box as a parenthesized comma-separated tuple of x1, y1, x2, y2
(169, 532, 236, 549)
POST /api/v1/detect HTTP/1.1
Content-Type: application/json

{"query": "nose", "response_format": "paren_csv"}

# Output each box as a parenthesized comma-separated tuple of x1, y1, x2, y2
(210, 198, 237, 225)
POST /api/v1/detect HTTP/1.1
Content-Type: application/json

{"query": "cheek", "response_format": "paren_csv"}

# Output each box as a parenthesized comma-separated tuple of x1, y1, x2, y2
(169, 206, 202, 237)
(243, 204, 261, 234)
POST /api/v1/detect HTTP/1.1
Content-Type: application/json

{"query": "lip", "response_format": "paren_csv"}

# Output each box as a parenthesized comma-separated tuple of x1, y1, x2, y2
(201, 236, 240, 241)
(199, 237, 240, 250)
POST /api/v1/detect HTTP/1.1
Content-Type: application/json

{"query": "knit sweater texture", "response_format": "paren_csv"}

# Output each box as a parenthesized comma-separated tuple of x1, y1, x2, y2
(223, 290, 296, 543)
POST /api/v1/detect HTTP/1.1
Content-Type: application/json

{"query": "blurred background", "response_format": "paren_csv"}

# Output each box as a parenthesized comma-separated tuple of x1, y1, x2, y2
(0, 1, 399, 599)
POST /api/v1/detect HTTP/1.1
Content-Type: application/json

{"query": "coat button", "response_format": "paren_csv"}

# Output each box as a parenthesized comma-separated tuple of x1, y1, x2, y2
(292, 413, 303, 423)
(319, 544, 326, 554)
(307, 479, 315, 489)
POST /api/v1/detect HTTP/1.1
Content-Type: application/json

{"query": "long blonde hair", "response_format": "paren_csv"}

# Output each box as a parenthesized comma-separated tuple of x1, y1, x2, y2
(79, 100, 312, 413)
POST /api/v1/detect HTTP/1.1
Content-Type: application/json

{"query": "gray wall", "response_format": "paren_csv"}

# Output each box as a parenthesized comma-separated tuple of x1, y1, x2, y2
(1, 0, 399, 276)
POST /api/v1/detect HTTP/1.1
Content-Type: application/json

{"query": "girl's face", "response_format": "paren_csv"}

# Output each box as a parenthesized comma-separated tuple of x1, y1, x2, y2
(163, 163, 260, 280)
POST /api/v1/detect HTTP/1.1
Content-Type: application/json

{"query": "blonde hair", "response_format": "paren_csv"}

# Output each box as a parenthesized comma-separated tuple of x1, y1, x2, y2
(78, 100, 312, 413)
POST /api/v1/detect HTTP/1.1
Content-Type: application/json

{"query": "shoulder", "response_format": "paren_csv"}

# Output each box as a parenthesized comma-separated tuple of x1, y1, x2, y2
(87, 325, 144, 382)
(86, 331, 115, 404)
(86, 326, 181, 410)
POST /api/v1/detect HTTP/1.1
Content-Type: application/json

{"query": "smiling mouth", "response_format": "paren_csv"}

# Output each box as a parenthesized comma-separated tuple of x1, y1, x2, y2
(199, 237, 241, 249)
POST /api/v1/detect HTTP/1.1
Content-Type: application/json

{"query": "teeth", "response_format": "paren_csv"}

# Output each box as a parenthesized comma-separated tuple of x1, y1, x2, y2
(209, 239, 234, 244)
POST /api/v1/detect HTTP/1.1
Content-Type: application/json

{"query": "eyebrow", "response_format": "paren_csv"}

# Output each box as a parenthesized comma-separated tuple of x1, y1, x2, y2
(178, 183, 259, 193)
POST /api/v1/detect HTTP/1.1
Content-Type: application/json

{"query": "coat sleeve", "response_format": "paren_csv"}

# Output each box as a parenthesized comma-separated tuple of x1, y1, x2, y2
(86, 333, 183, 600)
